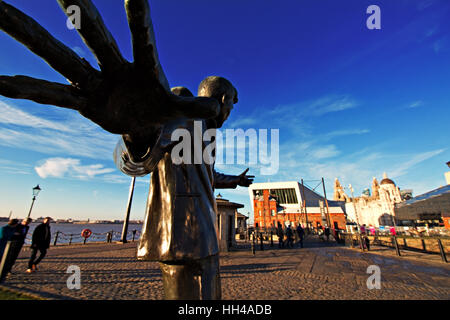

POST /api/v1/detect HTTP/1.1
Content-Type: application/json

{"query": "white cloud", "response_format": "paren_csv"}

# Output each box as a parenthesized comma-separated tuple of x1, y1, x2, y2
(388, 149, 446, 178)
(0, 101, 72, 132)
(408, 100, 424, 108)
(308, 96, 358, 116)
(309, 145, 340, 159)
(35, 158, 115, 180)
(433, 37, 448, 54)
(0, 158, 32, 175)
(0, 100, 118, 160)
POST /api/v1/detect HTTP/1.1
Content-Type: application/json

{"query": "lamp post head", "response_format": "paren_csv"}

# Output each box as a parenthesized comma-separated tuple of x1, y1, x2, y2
(447, 161, 450, 168)
(32, 184, 41, 198)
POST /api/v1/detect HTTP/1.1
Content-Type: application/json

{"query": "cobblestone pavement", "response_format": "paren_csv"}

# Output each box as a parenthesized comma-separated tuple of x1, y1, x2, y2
(0, 235, 449, 300)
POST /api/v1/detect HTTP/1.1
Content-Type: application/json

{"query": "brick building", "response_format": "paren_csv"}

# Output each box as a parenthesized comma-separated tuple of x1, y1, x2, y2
(248, 181, 347, 230)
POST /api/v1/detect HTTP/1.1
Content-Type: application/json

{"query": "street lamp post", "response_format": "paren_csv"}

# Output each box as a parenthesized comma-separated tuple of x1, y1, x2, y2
(121, 177, 136, 243)
(27, 185, 41, 219)
(349, 184, 364, 251)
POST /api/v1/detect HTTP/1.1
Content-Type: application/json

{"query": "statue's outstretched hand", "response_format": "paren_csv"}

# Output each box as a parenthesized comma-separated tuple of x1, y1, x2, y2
(0, 0, 219, 142)
(238, 168, 255, 187)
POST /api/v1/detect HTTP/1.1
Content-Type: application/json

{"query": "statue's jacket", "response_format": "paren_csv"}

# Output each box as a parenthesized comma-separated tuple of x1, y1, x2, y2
(114, 119, 239, 262)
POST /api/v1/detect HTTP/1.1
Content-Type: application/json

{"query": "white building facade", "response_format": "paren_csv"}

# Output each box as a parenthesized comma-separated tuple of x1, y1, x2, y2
(335, 173, 404, 227)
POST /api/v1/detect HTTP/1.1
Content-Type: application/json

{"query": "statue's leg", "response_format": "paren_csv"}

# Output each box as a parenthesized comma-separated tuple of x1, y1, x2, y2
(159, 254, 221, 300)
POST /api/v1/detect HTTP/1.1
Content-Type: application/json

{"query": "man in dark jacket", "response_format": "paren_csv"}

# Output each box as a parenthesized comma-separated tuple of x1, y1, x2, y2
(324, 226, 331, 242)
(0, 218, 32, 280)
(27, 217, 51, 273)
(277, 223, 284, 248)
(296, 225, 305, 248)
(0, 219, 19, 258)
(286, 225, 294, 248)
(0, 219, 19, 282)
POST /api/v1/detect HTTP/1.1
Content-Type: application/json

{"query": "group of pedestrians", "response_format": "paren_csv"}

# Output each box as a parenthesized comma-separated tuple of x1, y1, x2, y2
(0, 217, 52, 281)
(316, 225, 331, 242)
(276, 223, 306, 249)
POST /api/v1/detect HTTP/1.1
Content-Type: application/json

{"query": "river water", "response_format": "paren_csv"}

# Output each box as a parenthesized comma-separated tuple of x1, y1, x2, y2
(1, 222, 143, 245)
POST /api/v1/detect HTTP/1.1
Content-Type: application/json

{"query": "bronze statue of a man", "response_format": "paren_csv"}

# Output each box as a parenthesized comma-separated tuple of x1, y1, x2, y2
(0, 1, 253, 299)
(115, 77, 253, 299)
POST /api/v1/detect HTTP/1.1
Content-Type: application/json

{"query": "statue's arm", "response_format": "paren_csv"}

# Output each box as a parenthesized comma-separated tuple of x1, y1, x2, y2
(213, 170, 241, 189)
(214, 168, 255, 189)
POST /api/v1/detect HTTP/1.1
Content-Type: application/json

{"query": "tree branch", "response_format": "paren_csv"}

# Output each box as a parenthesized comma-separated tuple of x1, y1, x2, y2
(0, 1, 100, 88)
(0, 75, 87, 110)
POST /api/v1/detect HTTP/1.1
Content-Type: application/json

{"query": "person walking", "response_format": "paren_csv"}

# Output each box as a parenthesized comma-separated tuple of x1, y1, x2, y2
(324, 226, 331, 242)
(296, 224, 305, 248)
(286, 225, 294, 248)
(5, 218, 32, 275)
(2, 218, 32, 279)
(364, 236, 371, 251)
(277, 223, 284, 248)
(27, 217, 52, 273)
(0, 219, 19, 259)
(0, 219, 19, 282)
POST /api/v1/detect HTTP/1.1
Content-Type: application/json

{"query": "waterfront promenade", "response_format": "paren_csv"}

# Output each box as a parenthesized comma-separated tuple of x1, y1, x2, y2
(0, 236, 449, 300)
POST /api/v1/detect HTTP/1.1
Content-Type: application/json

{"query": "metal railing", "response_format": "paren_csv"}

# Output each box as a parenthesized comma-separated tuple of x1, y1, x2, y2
(340, 232, 449, 263)
(23, 229, 141, 246)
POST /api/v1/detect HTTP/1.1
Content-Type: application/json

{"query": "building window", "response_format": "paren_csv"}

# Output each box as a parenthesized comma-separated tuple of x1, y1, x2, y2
(271, 209, 275, 216)
(270, 188, 298, 204)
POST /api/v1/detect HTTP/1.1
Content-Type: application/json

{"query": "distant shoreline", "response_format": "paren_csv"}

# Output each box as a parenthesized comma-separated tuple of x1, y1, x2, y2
(0, 218, 143, 225)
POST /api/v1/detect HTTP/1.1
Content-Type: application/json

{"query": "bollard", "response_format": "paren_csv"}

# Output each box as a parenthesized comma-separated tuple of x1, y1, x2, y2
(270, 231, 273, 247)
(392, 236, 401, 256)
(53, 231, 60, 246)
(260, 233, 264, 251)
(0, 241, 12, 282)
(421, 238, 427, 253)
(437, 239, 448, 263)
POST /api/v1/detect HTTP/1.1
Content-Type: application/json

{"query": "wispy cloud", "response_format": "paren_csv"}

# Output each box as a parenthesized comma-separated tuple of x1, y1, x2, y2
(417, 0, 438, 11)
(388, 149, 446, 178)
(408, 100, 424, 108)
(433, 37, 449, 54)
(308, 96, 358, 116)
(0, 100, 118, 160)
(0, 101, 72, 132)
(226, 95, 358, 133)
(35, 157, 115, 180)
(0, 158, 32, 175)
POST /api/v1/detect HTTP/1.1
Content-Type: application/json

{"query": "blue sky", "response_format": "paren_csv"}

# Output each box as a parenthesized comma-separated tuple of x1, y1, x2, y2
(0, 0, 449, 223)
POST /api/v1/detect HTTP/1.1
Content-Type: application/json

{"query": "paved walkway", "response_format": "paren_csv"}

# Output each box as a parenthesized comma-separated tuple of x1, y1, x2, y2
(0, 236, 449, 300)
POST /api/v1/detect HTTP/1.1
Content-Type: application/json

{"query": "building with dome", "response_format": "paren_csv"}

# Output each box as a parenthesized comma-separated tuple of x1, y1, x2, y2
(334, 173, 405, 227)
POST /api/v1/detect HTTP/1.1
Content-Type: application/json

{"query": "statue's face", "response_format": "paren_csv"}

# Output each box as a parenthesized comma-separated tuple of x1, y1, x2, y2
(215, 90, 236, 128)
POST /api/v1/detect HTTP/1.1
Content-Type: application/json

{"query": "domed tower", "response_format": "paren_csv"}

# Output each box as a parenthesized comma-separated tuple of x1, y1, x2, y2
(379, 172, 402, 203)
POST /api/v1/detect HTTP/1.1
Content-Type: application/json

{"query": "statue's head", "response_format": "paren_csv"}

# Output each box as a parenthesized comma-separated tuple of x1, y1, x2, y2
(198, 76, 238, 128)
